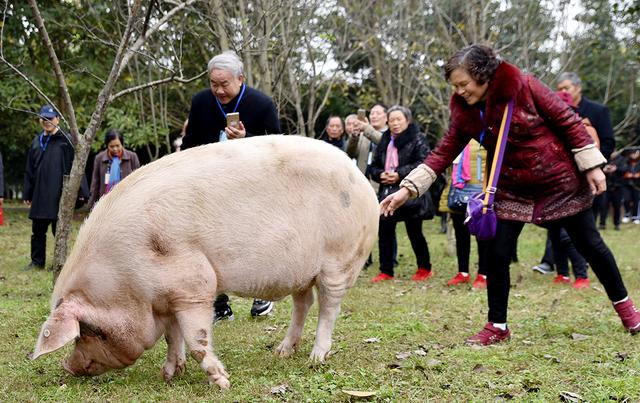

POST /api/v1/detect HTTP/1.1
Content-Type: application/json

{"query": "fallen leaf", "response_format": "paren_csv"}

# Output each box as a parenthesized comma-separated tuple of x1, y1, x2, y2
(559, 391, 584, 402)
(413, 349, 427, 356)
(270, 384, 289, 395)
(426, 358, 442, 367)
(495, 392, 514, 400)
(396, 352, 412, 360)
(363, 337, 380, 344)
(386, 362, 401, 370)
(58, 384, 67, 391)
(616, 352, 629, 362)
(543, 354, 560, 363)
(523, 379, 541, 393)
(472, 364, 486, 373)
(342, 390, 376, 398)
(264, 326, 278, 333)
(571, 333, 589, 341)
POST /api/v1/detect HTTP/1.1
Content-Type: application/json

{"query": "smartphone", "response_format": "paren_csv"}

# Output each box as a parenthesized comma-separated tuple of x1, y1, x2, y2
(357, 108, 366, 122)
(226, 112, 240, 128)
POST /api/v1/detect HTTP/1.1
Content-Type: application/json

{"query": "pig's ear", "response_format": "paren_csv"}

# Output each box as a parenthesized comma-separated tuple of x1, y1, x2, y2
(32, 306, 80, 360)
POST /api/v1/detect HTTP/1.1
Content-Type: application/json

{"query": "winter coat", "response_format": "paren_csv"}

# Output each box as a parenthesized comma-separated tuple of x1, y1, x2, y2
(370, 123, 432, 220)
(424, 62, 595, 224)
(88, 148, 141, 208)
(24, 131, 75, 220)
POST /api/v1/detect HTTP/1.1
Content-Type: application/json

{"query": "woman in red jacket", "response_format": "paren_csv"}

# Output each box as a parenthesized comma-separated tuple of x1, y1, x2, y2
(381, 44, 640, 345)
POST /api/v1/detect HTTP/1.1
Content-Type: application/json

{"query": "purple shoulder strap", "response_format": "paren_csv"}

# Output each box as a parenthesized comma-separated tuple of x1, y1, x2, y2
(485, 101, 514, 206)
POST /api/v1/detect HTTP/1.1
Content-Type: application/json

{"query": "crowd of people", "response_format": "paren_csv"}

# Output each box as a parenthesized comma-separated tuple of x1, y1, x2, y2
(8, 45, 639, 346)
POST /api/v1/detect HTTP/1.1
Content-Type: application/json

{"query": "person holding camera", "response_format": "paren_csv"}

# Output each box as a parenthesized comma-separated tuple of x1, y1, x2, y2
(182, 51, 281, 322)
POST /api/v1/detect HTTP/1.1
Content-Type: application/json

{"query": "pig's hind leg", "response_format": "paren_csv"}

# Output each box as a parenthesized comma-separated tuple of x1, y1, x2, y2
(175, 307, 231, 389)
(161, 318, 186, 382)
(275, 286, 314, 358)
(310, 277, 348, 363)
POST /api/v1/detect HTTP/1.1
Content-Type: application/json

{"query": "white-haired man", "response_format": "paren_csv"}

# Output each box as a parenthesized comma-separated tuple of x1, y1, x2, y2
(181, 51, 281, 321)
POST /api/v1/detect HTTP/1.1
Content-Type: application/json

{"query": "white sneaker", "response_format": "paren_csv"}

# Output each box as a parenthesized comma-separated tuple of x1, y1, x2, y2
(634, 219, 640, 225)
(622, 217, 631, 224)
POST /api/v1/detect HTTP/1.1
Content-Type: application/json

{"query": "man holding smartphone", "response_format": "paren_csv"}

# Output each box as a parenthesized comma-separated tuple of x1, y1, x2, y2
(182, 51, 281, 322)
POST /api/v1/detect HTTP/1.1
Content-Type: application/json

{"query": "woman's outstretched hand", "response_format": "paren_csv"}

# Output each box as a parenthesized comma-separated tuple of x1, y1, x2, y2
(380, 187, 411, 217)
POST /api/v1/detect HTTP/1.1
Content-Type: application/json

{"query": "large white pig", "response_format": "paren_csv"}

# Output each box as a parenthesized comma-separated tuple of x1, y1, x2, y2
(31, 135, 379, 389)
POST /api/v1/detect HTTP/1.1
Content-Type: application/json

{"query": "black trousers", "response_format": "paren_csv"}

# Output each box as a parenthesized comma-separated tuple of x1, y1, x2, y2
(486, 209, 627, 323)
(605, 187, 623, 226)
(451, 213, 488, 275)
(547, 227, 588, 279)
(592, 193, 607, 226)
(622, 185, 640, 218)
(379, 216, 430, 276)
(31, 219, 57, 266)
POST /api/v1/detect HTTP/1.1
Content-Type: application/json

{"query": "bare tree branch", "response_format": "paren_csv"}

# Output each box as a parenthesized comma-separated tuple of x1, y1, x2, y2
(110, 70, 207, 101)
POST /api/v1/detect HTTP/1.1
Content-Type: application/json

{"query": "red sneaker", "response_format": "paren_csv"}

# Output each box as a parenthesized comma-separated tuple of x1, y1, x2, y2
(553, 275, 571, 284)
(447, 272, 470, 286)
(613, 299, 640, 334)
(472, 274, 487, 289)
(411, 268, 433, 281)
(371, 273, 394, 283)
(572, 277, 590, 289)
(466, 323, 511, 345)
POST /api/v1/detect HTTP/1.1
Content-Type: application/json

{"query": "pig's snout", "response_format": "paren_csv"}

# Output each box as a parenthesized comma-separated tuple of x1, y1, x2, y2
(62, 359, 76, 376)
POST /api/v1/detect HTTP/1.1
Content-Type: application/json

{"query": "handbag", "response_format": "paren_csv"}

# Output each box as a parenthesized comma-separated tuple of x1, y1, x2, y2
(447, 148, 484, 213)
(379, 184, 434, 221)
(465, 101, 514, 240)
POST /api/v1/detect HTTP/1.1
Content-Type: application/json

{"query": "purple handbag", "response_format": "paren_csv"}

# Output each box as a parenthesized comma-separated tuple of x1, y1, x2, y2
(464, 101, 514, 240)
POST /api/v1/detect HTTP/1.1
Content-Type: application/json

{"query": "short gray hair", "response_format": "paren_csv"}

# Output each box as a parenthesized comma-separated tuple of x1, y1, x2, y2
(344, 114, 357, 123)
(208, 51, 244, 77)
(387, 105, 412, 122)
(557, 72, 581, 87)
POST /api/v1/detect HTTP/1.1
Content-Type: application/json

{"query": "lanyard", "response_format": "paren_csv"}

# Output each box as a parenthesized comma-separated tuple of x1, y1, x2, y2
(215, 84, 246, 119)
(39, 132, 52, 151)
(478, 110, 486, 146)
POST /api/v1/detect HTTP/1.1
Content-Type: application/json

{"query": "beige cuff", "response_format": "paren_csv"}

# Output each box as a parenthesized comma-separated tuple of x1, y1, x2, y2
(572, 144, 607, 171)
(399, 164, 437, 198)
(362, 125, 382, 144)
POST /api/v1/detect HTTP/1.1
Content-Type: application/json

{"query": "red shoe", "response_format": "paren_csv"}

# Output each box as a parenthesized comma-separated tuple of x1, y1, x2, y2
(466, 323, 511, 346)
(613, 299, 640, 334)
(371, 273, 394, 283)
(553, 275, 571, 284)
(472, 274, 487, 289)
(411, 268, 433, 281)
(572, 277, 590, 289)
(447, 272, 470, 286)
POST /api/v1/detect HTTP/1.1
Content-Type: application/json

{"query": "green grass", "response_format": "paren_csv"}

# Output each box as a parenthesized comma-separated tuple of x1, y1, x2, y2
(1, 200, 639, 401)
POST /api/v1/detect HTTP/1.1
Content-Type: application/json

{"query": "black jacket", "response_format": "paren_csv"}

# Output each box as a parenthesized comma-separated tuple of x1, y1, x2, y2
(370, 123, 430, 194)
(370, 123, 433, 220)
(24, 130, 75, 220)
(182, 85, 281, 149)
(577, 96, 615, 161)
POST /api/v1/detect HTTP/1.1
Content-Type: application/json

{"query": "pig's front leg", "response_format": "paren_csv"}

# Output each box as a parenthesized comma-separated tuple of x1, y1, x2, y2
(275, 287, 314, 358)
(161, 318, 186, 382)
(175, 306, 230, 389)
(310, 282, 346, 363)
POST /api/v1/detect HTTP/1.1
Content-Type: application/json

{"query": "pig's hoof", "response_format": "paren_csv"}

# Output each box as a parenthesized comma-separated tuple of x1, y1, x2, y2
(206, 366, 230, 390)
(175, 359, 186, 377)
(275, 341, 296, 358)
(309, 347, 329, 364)
(161, 358, 186, 382)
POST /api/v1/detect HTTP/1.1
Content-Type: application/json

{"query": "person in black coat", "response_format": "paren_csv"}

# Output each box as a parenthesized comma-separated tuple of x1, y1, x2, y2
(0, 150, 4, 210)
(368, 105, 434, 283)
(181, 51, 281, 322)
(23, 105, 82, 270)
(557, 72, 615, 228)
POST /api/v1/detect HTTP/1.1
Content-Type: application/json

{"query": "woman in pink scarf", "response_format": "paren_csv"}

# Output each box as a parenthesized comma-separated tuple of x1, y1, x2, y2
(368, 106, 434, 283)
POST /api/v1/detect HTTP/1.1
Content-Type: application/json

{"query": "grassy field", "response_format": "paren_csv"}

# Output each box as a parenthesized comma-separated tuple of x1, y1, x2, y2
(1, 200, 639, 402)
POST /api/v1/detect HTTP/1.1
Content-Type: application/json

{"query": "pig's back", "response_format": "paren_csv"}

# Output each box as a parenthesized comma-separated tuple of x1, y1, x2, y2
(60, 136, 378, 300)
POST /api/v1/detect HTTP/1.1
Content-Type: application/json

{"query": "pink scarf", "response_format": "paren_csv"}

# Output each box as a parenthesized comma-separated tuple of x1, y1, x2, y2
(452, 144, 471, 189)
(385, 135, 399, 172)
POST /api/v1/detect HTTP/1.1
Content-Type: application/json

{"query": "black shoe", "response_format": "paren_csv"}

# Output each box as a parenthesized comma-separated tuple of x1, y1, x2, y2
(250, 299, 274, 317)
(22, 262, 44, 271)
(213, 305, 234, 324)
